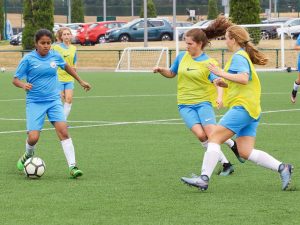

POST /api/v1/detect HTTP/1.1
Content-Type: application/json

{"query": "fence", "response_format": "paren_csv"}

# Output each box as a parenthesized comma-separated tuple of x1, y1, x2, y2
(0, 48, 297, 71)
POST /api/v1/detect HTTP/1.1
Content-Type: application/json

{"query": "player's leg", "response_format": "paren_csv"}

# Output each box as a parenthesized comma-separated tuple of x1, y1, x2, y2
(291, 66, 300, 103)
(238, 136, 293, 190)
(63, 82, 74, 120)
(181, 125, 234, 190)
(197, 103, 235, 175)
(17, 102, 45, 171)
(49, 99, 82, 178)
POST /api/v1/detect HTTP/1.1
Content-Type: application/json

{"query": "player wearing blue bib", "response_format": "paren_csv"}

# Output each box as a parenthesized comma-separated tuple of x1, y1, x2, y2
(153, 25, 243, 177)
(290, 35, 300, 103)
(13, 29, 91, 178)
(181, 17, 293, 191)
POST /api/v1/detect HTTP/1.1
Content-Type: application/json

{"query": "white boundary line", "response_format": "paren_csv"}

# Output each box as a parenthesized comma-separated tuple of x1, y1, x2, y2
(0, 92, 292, 102)
(0, 108, 299, 135)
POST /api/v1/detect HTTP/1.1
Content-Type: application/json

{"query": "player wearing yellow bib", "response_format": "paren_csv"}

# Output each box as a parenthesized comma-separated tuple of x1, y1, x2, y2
(181, 17, 293, 191)
(153, 21, 242, 177)
(52, 27, 77, 120)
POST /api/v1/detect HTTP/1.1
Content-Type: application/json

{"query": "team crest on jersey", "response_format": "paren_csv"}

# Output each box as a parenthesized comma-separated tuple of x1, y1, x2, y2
(50, 61, 57, 68)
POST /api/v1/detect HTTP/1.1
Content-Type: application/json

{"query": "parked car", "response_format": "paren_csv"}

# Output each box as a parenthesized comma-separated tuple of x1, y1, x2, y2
(172, 21, 193, 40)
(276, 18, 300, 38)
(260, 18, 289, 40)
(86, 21, 127, 45)
(76, 23, 94, 45)
(105, 18, 173, 42)
(10, 32, 22, 45)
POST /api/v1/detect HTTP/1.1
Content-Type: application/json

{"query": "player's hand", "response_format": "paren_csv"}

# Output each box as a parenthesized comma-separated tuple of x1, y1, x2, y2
(80, 80, 91, 91)
(23, 83, 33, 91)
(208, 63, 223, 77)
(153, 67, 162, 73)
(216, 97, 224, 109)
(214, 78, 228, 88)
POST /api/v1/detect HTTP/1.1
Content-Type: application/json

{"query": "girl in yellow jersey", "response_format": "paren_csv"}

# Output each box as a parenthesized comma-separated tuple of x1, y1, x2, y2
(153, 18, 242, 177)
(181, 17, 293, 191)
(52, 27, 77, 120)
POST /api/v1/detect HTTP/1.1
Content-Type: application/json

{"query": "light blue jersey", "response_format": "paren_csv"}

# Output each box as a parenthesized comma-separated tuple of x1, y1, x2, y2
(15, 50, 66, 103)
(170, 51, 218, 82)
(296, 35, 300, 71)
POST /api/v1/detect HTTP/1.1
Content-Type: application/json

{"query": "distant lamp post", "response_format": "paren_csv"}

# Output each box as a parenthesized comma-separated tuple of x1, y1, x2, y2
(131, 0, 134, 17)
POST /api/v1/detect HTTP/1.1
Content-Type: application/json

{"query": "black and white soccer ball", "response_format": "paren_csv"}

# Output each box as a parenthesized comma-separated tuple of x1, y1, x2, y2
(24, 157, 46, 178)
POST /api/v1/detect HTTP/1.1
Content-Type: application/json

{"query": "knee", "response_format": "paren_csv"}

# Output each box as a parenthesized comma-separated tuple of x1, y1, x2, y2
(27, 134, 39, 145)
(65, 97, 72, 104)
(196, 133, 208, 142)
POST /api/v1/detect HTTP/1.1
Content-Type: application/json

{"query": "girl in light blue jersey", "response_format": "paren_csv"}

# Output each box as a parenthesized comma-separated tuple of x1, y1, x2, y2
(153, 18, 244, 177)
(290, 34, 300, 103)
(13, 29, 91, 178)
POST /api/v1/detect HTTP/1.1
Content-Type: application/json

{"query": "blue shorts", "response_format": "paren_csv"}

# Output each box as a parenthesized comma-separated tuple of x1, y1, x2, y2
(60, 82, 74, 91)
(218, 106, 260, 137)
(178, 102, 216, 129)
(26, 99, 66, 131)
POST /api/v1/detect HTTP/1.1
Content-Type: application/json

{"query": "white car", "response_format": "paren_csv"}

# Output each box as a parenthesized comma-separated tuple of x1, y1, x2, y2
(276, 18, 300, 38)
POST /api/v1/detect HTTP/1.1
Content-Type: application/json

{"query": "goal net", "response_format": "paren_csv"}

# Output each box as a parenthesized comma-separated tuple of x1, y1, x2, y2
(175, 23, 288, 72)
(115, 47, 169, 72)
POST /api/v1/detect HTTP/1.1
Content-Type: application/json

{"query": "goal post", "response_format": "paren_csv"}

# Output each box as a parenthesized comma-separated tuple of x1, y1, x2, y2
(115, 47, 169, 72)
(175, 23, 287, 72)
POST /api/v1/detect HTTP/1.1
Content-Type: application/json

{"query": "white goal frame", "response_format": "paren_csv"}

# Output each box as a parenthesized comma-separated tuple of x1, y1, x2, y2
(115, 47, 169, 72)
(175, 23, 285, 71)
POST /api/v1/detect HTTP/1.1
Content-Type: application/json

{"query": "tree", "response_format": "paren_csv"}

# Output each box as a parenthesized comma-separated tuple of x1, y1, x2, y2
(0, 0, 3, 40)
(140, 0, 157, 18)
(71, 0, 84, 23)
(22, 0, 54, 49)
(207, 0, 218, 20)
(230, 0, 261, 44)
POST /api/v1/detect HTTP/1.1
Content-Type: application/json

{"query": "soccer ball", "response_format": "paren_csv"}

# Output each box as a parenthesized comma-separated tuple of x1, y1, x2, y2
(0, 67, 5, 72)
(24, 157, 46, 178)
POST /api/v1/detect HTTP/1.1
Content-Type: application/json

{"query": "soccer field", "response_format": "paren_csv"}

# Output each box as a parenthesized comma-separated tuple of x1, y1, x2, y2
(0, 71, 299, 225)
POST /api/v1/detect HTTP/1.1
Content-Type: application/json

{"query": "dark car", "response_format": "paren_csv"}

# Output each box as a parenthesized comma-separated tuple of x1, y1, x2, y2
(261, 18, 289, 40)
(105, 18, 173, 42)
(10, 32, 22, 45)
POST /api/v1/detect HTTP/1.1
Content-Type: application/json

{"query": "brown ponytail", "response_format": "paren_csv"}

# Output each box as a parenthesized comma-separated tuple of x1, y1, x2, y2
(226, 26, 268, 65)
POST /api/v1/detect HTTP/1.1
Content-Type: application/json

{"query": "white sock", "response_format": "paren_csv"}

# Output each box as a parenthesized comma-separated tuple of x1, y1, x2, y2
(293, 81, 299, 91)
(248, 149, 281, 171)
(61, 138, 76, 167)
(201, 143, 222, 178)
(64, 103, 72, 120)
(224, 139, 234, 148)
(26, 141, 35, 156)
(201, 140, 228, 163)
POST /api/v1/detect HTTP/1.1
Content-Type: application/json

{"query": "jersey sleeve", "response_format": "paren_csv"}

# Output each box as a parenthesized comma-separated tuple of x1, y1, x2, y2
(208, 59, 219, 82)
(14, 56, 29, 80)
(170, 51, 185, 74)
(296, 35, 300, 46)
(54, 51, 66, 69)
(228, 54, 251, 80)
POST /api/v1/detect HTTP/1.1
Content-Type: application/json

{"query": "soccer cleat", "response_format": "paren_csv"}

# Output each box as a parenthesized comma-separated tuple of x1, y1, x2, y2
(219, 162, 234, 176)
(181, 175, 209, 191)
(291, 90, 297, 103)
(278, 163, 293, 191)
(17, 153, 32, 171)
(230, 141, 246, 163)
(69, 166, 83, 178)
